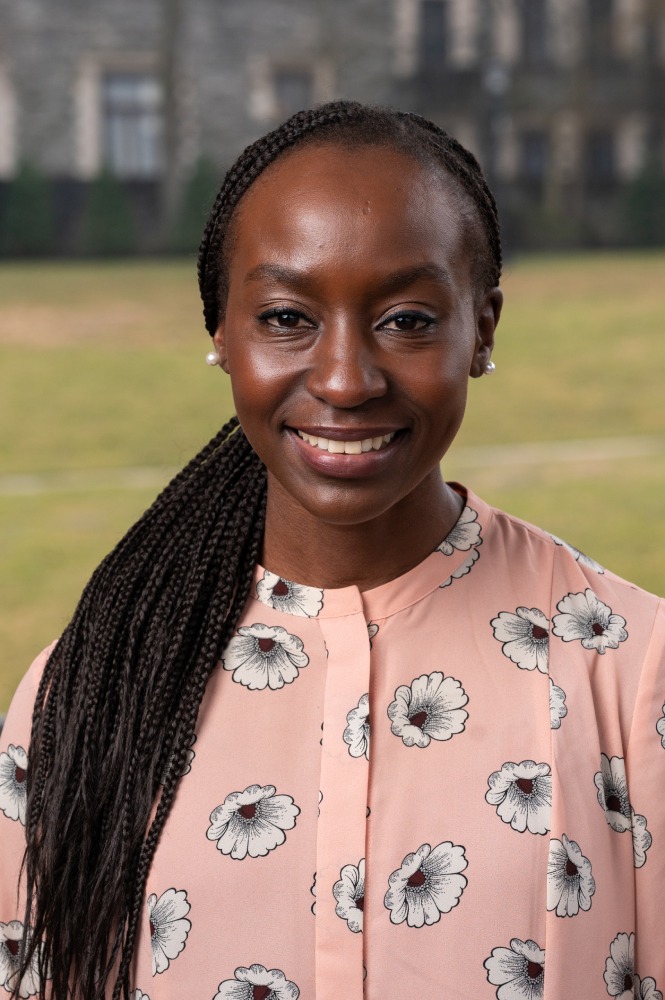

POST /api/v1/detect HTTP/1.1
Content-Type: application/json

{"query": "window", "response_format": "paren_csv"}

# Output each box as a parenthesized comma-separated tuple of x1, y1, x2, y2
(587, 0, 615, 62)
(520, 0, 549, 65)
(273, 69, 314, 118)
(419, 0, 449, 70)
(520, 130, 549, 183)
(0, 64, 16, 178)
(585, 130, 616, 184)
(102, 72, 163, 178)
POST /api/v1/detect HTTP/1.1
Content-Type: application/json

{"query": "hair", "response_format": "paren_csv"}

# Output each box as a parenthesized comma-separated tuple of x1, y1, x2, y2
(19, 100, 501, 999)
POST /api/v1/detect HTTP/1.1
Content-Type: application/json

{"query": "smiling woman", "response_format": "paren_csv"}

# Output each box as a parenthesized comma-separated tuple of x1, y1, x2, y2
(0, 101, 664, 1000)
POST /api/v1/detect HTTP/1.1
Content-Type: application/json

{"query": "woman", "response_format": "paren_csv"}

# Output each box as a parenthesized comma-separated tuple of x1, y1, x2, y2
(1, 101, 663, 1000)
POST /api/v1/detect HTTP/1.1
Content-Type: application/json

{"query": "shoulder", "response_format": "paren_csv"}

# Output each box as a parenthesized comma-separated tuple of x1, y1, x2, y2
(473, 490, 664, 648)
(1, 641, 57, 747)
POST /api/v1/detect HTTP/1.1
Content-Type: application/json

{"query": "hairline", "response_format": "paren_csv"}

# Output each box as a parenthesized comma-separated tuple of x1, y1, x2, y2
(218, 135, 495, 320)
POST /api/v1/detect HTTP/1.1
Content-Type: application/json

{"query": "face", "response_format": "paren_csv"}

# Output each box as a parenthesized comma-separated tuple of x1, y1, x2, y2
(214, 143, 502, 528)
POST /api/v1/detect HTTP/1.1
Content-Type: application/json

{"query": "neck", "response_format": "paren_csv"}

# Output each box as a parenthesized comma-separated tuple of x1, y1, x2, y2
(260, 471, 463, 591)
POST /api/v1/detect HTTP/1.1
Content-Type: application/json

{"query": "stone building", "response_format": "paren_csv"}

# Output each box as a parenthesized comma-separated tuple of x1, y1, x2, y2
(0, 0, 663, 252)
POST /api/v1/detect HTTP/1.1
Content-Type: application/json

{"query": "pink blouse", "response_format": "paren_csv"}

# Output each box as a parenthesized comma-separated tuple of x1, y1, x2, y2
(1, 487, 664, 1000)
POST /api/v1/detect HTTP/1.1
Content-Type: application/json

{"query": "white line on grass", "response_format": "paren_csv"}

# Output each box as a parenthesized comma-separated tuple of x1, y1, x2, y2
(1, 434, 664, 498)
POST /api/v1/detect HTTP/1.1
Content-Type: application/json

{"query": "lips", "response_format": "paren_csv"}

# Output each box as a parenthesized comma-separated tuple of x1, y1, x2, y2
(296, 430, 396, 454)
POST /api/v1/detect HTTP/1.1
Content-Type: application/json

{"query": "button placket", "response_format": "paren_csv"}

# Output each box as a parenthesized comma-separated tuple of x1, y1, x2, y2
(315, 605, 371, 1000)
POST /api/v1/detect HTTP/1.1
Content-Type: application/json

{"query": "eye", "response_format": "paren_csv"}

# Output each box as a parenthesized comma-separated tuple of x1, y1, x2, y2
(259, 308, 314, 330)
(381, 311, 435, 333)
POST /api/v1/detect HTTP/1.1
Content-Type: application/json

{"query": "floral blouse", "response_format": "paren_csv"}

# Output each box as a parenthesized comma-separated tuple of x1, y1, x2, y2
(2, 486, 665, 1000)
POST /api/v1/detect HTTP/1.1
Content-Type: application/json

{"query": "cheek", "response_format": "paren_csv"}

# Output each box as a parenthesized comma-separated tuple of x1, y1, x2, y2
(414, 362, 470, 412)
(226, 348, 288, 413)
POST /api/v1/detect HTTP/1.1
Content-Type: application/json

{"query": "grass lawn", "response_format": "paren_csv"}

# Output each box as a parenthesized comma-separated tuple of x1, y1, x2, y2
(1, 252, 664, 709)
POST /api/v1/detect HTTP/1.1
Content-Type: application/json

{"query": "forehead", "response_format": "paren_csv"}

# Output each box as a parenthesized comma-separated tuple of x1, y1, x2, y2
(227, 143, 474, 292)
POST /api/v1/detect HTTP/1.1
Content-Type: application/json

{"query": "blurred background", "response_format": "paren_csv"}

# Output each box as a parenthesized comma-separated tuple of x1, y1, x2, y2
(1, 0, 665, 711)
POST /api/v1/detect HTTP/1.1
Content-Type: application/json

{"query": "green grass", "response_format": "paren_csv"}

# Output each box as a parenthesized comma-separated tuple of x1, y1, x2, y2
(1, 253, 665, 710)
(0, 488, 156, 709)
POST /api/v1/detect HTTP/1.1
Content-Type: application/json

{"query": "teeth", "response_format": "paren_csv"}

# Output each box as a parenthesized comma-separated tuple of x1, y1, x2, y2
(297, 430, 396, 453)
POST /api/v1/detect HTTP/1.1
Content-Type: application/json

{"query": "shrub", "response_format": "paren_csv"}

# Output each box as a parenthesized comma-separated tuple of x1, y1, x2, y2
(0, 163, 55, 256)
(169, 157, 219, 254)
(622, 161, 665, 247)
(81, 170, 137, 256)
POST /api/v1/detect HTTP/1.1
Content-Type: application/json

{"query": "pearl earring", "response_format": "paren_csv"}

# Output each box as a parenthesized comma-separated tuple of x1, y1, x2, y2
(205, 351, 221, 366)
(484, 360, 496, 374)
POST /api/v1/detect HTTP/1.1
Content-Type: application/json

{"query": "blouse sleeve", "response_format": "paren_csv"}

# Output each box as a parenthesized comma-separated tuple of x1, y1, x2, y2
(0, 645, 54, 924)
(626, 599, 665, 984)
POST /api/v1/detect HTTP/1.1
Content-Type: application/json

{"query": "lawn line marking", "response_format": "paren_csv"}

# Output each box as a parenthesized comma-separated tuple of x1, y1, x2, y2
(1, 434, 664, 497)
(0, 467, 179, 497)
(449, 434, 665, 468)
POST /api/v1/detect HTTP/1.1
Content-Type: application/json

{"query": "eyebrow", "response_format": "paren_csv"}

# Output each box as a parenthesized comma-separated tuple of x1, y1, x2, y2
(244, 262, 453, 294)
(245, 263, 313, 291)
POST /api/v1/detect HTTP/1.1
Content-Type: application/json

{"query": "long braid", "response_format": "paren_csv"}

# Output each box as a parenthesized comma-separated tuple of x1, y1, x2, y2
(22, 425, 266, 998)
(20, 99, 501, 1000)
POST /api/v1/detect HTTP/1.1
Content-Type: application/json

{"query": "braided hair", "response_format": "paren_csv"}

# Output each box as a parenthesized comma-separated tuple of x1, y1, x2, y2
(19, 100, 501, 1000)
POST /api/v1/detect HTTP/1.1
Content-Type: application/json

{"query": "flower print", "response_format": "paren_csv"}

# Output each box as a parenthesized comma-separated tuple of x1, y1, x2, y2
(147, 888, 191, 975)
(333, 859, 365, 933)
(593, 754, 652, 867)
(604, 932, 663, 1000)
(207, 784, 299, 860)
(256, 570, 323, 618)
(595, 754, 632, 833)
(552, 589, 627, 653)
(222, 623, 309, 690)
(0, 920, 45, 998)
(550, 533, 604, 573)
(0, 744, 28, 825)
(490, 607, 550, 674)
(485, 760, 552, 835)
(549, 678, 567, 729)
(437, 504, 482, 554)
(213, 964, 299, 999)
(130, 992, 151, 1000)
(388, 671, 468, 748)
(439, 548, 480, 589)
(310, 873, 316, 915)
(343, 693, 370, 760)
(631, 811, 652, 869)
(367, 622, 379, 648)
(484, 937, 545, 1000)
(547, 835, 595, 916)
(384, 841, 467, 927)
(657, 704, 665, 749)
(160, 733, 196, 785)
(636, 979, 663, 1000)
(604, 932, 635, 996)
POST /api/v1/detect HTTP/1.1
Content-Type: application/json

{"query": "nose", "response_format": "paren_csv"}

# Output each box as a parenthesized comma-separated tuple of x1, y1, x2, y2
(305, 320, 388, 408)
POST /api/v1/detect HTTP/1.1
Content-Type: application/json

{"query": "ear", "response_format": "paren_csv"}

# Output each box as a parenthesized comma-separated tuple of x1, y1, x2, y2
(212, 322, 230, 374)
(469, 287, 503, 378)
